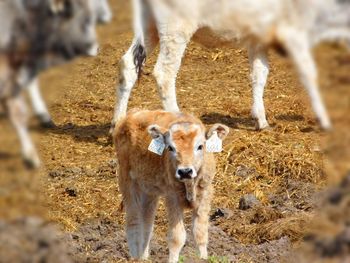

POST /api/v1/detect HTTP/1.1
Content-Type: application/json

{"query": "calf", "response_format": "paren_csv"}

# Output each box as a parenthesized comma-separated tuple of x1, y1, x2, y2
(0, 0, 98, 168)
(111, 0, 350, 131)
(114, 110, 229, 262)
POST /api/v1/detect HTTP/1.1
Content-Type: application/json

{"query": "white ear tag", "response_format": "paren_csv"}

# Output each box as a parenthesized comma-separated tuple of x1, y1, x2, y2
(148, 136, 166, 155)
(206, 131, 222, 153)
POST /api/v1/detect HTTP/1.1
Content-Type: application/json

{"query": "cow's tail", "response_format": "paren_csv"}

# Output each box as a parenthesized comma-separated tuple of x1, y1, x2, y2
(133, 42, 146, 80)
(132, 0, 147, 80)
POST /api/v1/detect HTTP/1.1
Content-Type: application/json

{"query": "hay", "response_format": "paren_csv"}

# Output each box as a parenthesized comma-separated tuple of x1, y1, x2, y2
(0, 0, 348, 261)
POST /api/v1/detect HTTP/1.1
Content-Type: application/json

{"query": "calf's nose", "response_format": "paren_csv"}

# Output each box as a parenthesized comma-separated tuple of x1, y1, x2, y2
(177, 168, 193, 180)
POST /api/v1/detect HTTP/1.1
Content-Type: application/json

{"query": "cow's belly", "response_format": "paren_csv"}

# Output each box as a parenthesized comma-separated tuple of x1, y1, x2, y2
(192, 27, 239, 48)
(197, 0, 285, 45)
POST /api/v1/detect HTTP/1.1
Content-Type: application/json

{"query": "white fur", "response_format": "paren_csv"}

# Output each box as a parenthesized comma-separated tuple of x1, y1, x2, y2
(112, 42, 140, 124)
(27, 78, 51, 121)
(112, 0, 350, 131)
(6, 96, 40, 168)
(248, 45, 270, 129)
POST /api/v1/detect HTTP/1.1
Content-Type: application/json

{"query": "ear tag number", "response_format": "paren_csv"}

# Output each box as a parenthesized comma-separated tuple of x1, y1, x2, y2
(148, 136, 166, 155)
(206, 131, 222, 153)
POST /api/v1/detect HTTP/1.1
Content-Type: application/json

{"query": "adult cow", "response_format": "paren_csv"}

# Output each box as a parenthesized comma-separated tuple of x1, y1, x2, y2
(26, 0, 113, 128)
(111, 0, 350, 132)
(0, 0, 99, 168)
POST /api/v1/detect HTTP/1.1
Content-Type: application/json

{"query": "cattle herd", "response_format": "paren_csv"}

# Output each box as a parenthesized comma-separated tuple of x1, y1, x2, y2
(0, 0, 349, 262)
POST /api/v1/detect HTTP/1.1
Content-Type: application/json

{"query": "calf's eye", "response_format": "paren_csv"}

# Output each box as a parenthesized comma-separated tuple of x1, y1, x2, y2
(197, 145, 203, 151)
(168, 146, 175, 152)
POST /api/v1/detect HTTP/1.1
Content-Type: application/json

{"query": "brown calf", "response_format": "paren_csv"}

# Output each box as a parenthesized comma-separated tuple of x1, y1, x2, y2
(114, 110, 229, 263)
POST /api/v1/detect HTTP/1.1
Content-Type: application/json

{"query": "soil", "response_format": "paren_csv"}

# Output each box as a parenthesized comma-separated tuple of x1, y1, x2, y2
(0, 0, 349, 262)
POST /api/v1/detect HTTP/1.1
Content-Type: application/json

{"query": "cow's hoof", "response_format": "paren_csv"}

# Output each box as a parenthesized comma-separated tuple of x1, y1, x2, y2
(109, 123, 116, 136)
(261, 125, 273, 132)
(254, 120, 271, 131)
(98, 14, 112, 24)
(37, 114, 56, 128)
(318, 116, 332, 132)
(108, 127, 114, 137)
(23, 157, 40, 170)
(40, 119, 56, 129)
(320, 123, 332, 132)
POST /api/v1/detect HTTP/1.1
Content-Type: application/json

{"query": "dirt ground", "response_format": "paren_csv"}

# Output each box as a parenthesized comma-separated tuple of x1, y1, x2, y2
(0, 0, 349, 262)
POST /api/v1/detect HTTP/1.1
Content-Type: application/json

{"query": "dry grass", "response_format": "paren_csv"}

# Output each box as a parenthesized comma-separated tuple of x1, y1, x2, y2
(0, 0, 349, 261)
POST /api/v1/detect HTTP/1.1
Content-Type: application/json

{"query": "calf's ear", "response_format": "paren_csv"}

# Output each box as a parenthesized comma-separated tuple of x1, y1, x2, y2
(207, 123, 229, 140)
(147, 125, 168, 140)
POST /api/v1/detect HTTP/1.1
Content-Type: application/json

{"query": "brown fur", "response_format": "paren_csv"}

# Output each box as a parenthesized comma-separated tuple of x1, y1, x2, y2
(114, 110, 229, 262)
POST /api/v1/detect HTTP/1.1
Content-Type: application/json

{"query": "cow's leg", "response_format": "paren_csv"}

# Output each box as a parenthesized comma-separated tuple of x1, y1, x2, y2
(113, 39, 143, 125)
(140, 193, 159, 259)
(27, 78, 55, 128)
(280, 28, 331, 130)
(153, 26, 195, 112)
(166, 195, 186, 263)
(124, 181, 144, 258)
(6, 95, 40, 168)
(248, 45, 270, 130)
(111, 36, 158, 131)
(111, 2, 159, 132)
(192, 185, 212, 259)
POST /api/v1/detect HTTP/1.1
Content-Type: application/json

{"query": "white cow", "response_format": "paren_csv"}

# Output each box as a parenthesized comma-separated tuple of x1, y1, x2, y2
(111, 0, 350, 132)
(27, 0, 113, 128)
(0, 0, 99, 168)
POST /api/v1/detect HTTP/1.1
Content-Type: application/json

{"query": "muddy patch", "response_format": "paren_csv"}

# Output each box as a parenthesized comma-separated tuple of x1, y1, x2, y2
(68, 218, 291, 263)
(0, 217, 80, 263)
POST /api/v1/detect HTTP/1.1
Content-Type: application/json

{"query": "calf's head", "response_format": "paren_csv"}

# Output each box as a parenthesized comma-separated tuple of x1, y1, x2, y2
(148, 122, 229, 181)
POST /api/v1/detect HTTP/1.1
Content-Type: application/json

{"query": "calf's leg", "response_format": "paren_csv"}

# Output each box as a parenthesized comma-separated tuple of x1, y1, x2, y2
(123, 181, 144, 258)
(166, 195, 186, 263)
(140, 193, 159, 259)
(192, 185, 213, 259)
(111, 5, 158, 131)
